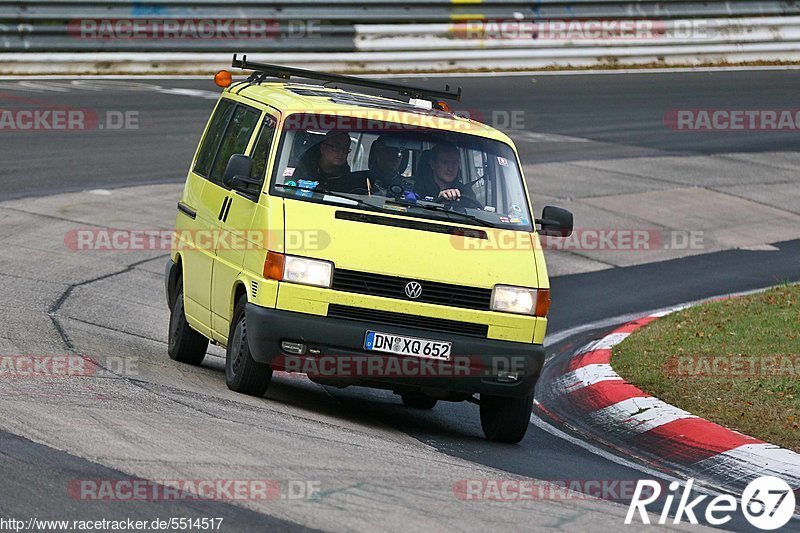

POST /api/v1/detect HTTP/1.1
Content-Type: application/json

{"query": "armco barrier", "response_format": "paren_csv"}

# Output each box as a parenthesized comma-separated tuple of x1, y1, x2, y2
(1, 1, 800, 72)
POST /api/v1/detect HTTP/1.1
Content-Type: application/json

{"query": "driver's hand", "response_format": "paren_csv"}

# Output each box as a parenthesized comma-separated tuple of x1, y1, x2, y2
(438, 188, 461, 201)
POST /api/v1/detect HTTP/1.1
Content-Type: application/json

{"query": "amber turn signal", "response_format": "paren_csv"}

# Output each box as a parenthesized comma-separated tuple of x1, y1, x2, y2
(535, 289, 551, 317)
(263, 251, 285, 281)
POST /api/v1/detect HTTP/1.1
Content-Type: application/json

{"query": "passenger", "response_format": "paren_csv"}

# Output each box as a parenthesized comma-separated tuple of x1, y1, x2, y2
(350, 135, 407, 195)
(415, 143, 480, 206)
(293, 131, 361, 192)
(368, 136, 405, 189)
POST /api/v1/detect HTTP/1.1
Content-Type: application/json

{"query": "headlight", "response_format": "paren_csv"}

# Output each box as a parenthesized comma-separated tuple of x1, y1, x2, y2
(283, 255, 333, 288)
(491, 285, 549, 316)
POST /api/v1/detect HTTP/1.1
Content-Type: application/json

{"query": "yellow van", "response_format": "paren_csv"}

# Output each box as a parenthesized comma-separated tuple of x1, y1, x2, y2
(166, 57, 572, 443)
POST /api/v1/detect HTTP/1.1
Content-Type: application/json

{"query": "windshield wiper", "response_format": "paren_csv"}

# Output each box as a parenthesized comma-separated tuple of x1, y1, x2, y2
(412, 202, 495, 228)
(275, 184, 394, 213)
(277, 183, 495, 228)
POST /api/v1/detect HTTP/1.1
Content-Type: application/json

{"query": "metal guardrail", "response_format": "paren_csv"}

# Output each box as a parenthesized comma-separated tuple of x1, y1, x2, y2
(355, 17, 800, 51)
(1, 1, 800, 71)
(2, 1, 800, 22)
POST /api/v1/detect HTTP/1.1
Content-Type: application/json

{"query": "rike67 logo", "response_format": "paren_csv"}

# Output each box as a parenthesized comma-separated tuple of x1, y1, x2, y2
(626, 476, 796, 530)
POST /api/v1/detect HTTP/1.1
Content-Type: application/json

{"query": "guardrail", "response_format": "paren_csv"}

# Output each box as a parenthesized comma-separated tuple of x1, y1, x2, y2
(1, 1, 800, 73)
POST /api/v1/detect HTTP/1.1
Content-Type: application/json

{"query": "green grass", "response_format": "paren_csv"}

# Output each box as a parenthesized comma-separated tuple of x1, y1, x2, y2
(612, 285, 800, 452)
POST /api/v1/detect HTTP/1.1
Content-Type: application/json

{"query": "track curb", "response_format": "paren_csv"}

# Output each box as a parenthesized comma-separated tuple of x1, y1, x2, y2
(534, 304, 800, 496)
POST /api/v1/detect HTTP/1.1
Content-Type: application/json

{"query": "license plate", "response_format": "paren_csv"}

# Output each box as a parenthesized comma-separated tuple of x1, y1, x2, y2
(364, 331, 452, 361)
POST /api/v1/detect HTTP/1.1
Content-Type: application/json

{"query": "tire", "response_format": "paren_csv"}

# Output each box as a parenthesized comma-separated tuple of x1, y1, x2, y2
(400, 393, 438, 409)
(479, 392, 534, 444)
(168, 284, 208, 366)
(225, 297, 272, 396)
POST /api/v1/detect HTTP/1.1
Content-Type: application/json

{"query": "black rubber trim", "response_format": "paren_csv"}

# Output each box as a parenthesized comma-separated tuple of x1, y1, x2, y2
(335, 210, 487, 239)
(223, 196, 233, 222)
(177, 202, 196, 220)
(217, 197, 229, 221)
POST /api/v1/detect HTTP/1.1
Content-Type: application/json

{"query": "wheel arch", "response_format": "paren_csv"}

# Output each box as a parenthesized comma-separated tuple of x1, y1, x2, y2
(166, 255, 183, 310)
(231, 279, 249, 319)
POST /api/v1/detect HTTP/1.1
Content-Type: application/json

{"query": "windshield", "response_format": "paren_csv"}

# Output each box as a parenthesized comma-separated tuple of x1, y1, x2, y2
(269, 113, 533, 230)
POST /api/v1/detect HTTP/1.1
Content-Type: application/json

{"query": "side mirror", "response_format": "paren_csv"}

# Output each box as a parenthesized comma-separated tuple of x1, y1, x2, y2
(537, 206, 573, 237)
(223, 154, 254, 188)
(223, 154, 261, 199)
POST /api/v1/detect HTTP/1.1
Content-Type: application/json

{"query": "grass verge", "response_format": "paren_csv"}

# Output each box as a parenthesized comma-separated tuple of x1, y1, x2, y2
(612, 284, 800, 452)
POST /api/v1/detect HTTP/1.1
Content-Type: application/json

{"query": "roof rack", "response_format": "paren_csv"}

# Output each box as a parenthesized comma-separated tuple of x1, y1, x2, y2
(231, 54, 462, 103)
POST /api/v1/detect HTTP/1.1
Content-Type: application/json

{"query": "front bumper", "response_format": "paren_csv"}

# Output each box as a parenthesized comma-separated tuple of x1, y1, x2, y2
(246, 304, 544, 399)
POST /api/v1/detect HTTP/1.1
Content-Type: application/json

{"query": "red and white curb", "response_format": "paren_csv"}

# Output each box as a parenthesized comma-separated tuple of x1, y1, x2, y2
(535, 308, 800, 494)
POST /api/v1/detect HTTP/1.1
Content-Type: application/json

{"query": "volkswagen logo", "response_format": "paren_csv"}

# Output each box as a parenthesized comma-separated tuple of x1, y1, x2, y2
(404, 281, 423, 299)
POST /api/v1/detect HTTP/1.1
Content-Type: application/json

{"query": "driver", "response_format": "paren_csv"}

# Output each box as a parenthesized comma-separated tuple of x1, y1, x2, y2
(415, 143, 480, 206)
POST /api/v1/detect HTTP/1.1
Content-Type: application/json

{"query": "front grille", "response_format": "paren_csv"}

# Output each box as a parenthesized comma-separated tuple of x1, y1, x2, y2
(331, 269, 492, 311)
(327, 304, 489, 338)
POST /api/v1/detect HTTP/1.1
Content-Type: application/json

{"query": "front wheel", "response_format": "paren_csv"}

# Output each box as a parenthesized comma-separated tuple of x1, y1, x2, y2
(226, 297, 272, 397)
(479, 392, 534, 443)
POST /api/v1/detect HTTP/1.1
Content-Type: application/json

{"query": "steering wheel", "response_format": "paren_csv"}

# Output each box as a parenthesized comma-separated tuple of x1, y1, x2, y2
(443, 195, 483, 210)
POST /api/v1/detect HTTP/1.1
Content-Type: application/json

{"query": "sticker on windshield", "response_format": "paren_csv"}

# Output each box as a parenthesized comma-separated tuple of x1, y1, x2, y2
(296, 179, 318, 198)
(499, 216, 510, 223)
(511, 204, 522, 212)
(283, 167, 296, 177)
(497, 156, 509, 167)
(509, 216, 522, 224)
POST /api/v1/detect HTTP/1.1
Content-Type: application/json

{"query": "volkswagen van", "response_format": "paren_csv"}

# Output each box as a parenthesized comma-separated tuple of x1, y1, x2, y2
(165, 58, 573, 443)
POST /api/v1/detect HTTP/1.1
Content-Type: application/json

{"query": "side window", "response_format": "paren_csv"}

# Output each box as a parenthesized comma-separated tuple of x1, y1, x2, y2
(194, 99, 235, 179)
(249, 115, 278, 186)
(208, 104, 260, 186)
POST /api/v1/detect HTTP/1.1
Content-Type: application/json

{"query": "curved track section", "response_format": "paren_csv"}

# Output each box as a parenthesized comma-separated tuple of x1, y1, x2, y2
(1, 71, 799, 532)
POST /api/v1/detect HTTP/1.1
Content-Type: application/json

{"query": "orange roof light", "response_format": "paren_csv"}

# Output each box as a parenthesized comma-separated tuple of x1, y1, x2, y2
(436, 101, 452, 112)
(214, 70, 232, 88)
